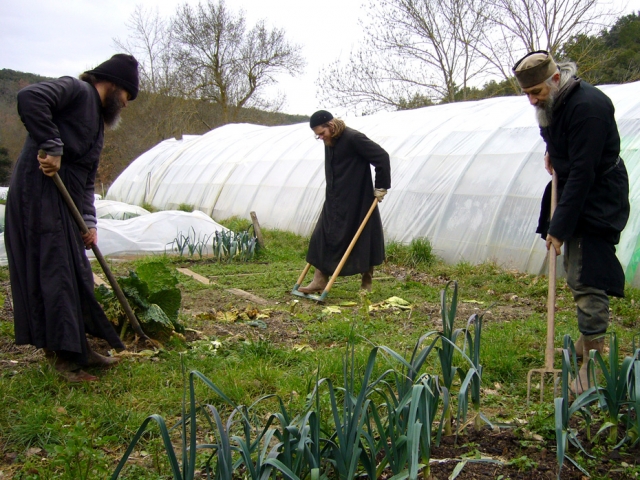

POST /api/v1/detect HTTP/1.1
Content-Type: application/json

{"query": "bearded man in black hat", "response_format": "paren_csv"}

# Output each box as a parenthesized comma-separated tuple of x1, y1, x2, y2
(5, 54, 139, 382)
(299, 110, 391, 293)
(513, 51, 630, 394)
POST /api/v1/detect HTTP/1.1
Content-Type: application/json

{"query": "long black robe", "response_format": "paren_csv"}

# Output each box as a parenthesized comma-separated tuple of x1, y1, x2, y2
(536, 80, 630, 297)
(306, 127, 391, 276)
(5, 76, 124, 364)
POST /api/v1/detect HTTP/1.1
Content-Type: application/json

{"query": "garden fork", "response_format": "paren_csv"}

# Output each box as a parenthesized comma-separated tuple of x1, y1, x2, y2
(527, 172, 561, 405)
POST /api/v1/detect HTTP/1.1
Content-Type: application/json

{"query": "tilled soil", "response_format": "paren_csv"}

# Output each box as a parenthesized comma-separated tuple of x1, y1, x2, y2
(1, 270, 639, 479)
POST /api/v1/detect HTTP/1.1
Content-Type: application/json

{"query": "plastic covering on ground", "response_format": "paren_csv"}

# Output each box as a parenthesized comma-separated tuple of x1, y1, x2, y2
(0, 210, 228, 265)
(95, 199, 150, 220)
(105, 82, 640, 285)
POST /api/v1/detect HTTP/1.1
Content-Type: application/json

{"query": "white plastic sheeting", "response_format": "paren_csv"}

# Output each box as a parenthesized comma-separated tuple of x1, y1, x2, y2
(87, 210, 227, 258)
(0, 210, 228, 265)
(95, 199, 150, 220)
(107, 82, 640, 284)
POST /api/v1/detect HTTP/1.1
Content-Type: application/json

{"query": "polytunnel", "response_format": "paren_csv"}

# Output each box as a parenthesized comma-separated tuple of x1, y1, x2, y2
(107, 82, 640, 286)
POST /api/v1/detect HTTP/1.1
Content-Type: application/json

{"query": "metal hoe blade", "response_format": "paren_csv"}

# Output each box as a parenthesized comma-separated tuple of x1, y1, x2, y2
(292, 198, 379, 303)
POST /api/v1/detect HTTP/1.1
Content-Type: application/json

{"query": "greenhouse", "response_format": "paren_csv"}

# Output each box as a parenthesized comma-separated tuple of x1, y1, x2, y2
(104, 82, 637, 285)
(107, 83, 640, 285)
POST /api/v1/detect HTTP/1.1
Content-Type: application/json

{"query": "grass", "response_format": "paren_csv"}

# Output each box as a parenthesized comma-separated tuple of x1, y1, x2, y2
(1, 225, 640, 478)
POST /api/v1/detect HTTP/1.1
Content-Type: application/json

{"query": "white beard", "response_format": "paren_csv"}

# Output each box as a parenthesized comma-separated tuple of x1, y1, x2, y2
(535, 84, 559, 127)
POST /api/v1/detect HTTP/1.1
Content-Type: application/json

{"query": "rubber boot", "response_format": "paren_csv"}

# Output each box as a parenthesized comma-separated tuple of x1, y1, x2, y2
(555, 334, 584, 359)
(298, 269, 329, 294)
(570, 335, 604, 395)
(86, 341, 120, 369)
(361, 267, 374, 291)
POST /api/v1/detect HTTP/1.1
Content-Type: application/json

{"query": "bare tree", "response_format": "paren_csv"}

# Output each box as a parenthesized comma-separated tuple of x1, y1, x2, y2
(317, 0, 490, 113)
(474, 0, 615, 92)
(170, 0, 305, 122)
(113, 5, 176, 94)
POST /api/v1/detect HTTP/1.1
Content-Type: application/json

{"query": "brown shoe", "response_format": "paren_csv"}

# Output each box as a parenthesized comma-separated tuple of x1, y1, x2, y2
(43, 349, 99, 382)
(86, 349, 120, 369)
(298, 269, 329, 294)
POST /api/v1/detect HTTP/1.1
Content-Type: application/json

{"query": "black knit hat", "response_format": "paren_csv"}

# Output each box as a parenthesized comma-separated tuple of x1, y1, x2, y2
(309, 110, 333, 128)
(85, 54, 139, 100)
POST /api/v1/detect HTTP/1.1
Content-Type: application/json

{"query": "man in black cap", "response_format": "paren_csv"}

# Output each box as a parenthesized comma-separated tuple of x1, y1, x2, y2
(299, 110, 391, 293)
(513, 51, 630, 394)
(5, 54, 139, 382)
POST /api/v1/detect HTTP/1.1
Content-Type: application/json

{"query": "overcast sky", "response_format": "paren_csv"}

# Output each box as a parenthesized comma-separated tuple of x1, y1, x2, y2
(1, 0, 640, 117)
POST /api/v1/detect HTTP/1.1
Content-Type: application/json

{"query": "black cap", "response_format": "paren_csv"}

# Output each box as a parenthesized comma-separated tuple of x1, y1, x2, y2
(309, 110, 333, 128)
(85, 54, 139, 100)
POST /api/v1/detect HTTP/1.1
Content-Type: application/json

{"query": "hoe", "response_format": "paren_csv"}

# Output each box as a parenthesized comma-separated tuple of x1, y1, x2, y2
(292, 198, 379, 303)
(38, 150, 154, 346)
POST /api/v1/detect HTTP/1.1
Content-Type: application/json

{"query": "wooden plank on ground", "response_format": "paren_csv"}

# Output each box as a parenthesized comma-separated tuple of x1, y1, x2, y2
(176, 268, 211, 285)
(177, 267, 270, 305)
(93, 273, 109, 287)
(225, 288, 270, 305)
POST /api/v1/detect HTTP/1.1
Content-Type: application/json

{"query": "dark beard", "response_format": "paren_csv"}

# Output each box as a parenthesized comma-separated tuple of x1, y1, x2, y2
(102, 87, 125, 129)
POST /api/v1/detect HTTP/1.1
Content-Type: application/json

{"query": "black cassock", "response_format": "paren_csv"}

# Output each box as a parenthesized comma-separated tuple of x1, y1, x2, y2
(306, 127, 391, 276)
(5, 77, 124, 364)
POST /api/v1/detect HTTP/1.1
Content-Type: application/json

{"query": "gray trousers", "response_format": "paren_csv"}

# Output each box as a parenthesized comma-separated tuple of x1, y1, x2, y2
(563, 237, 610, 336)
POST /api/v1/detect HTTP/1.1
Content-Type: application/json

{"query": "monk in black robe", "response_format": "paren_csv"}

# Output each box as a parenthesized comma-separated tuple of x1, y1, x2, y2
(299, 110, 391, 293)
(5, 54, 139, 381)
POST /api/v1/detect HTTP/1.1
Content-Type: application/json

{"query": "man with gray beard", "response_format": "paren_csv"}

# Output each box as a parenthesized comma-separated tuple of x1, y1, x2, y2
(513, 51, 630, 394)
(5, 54, 139, 382)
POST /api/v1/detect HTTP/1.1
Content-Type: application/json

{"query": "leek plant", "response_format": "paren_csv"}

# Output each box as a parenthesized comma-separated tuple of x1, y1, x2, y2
(374, 335, 449, 479)
(589, 332, 634, 444)
(310, 345, 380, 480)
(625, 352, 640, 446)
(554, 335, 597, 479)
(110, 367, 235, 480)
(457, 313, 489, 433)
(212, 230, 258, 262)
(436, 281, 466, 436)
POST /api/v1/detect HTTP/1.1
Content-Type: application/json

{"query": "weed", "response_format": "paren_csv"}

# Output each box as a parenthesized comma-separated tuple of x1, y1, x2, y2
(45, 422, 111, 480)
(385, 238, 437, 268)
(140, 201, 157, 213)
(508, 455, 538, 472)
(177, 203, 194, 212)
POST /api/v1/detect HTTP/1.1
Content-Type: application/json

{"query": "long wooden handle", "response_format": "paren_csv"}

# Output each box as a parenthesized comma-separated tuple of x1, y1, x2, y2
(544, 172, 558, 369)
(39, 150, 150, 341)
(323, 198, 379, 293)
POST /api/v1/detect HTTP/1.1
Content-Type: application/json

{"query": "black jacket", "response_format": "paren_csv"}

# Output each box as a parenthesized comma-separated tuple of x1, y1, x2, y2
(537, 80, 630, 296)
(5, 77, 124, 363)
(306, 127, 391, 276)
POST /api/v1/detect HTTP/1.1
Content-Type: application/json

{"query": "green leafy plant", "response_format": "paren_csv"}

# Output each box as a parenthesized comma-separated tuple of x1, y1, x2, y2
(95, 260, 183, 340)
(458, 312, 491, 433)
(177, 203, 194, 212)
(46, 422, 111, 480)
(589, 331, 634, 444)
(374, 331, 447, 477)
(212, 229, 257, 262)
(436, 281, 466, 436)
(384, 238, 437, 268)
(555, 335, 598, 479)
(625, 353, 640, 446)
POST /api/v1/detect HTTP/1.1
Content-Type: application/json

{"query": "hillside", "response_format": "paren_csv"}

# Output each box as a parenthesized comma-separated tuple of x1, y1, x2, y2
(0, 69, 308, 186)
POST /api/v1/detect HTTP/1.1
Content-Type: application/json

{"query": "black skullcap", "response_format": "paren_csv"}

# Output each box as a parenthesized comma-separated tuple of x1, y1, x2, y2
(309, 110, 333, 128)
(85, 54, 140, 100)
(512, 50, 558, 89)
